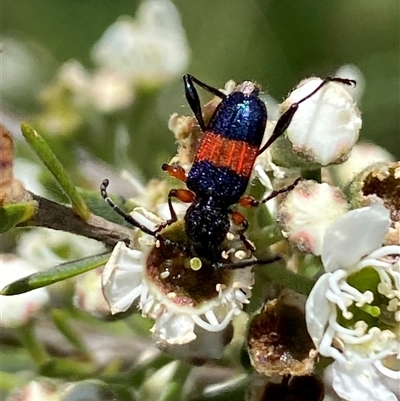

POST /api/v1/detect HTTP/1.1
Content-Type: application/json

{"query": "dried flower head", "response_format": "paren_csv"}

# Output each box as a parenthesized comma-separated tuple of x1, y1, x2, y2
(350, 161, 400, 245)
(247, 289, 318, 377)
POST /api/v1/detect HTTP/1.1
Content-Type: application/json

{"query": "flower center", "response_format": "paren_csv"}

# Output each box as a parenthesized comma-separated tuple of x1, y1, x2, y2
(146, 242, 229, 307)
(336, 267, 399, 330)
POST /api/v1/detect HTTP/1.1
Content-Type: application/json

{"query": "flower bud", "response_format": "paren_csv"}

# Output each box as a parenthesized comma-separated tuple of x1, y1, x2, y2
(17, 228, 105, 270)
(327, 142, 394, 186)
(0, 125, 28, 205)
(270, 78, 361, 168)
(277, 180, 349, 255)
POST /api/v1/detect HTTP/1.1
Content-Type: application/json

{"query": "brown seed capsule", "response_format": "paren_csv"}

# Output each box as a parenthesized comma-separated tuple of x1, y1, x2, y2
(247, 289, 318, 377)
(349, 161, 400, 245)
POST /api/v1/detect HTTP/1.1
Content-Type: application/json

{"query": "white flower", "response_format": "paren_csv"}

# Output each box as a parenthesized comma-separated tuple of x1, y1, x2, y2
(38, 60, 90, 135)
(0, 255, 50, 328)
(90, 68, 136, 113)
(306, 204, 400, 401)
(102, 208, 254, 345)
(91, 0, 189, 88)
(56, 60, 92, 107)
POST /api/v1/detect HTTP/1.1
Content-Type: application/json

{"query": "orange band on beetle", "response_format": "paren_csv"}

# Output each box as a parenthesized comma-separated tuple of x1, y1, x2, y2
(196, 132, 259, 177)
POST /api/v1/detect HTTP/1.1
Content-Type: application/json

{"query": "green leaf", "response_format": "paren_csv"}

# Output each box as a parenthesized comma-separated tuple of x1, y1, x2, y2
(39, 358, 94, 379)
(51, 309, 90, 356)
(1, 253, 110, 295)
(78, 187, 137, 226)
(0, 202, 37, 233)
(21, 122, 90, 220)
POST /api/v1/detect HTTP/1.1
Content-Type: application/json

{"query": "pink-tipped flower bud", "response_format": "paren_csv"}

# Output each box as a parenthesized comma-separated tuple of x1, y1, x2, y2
(277, 180, 349, 255)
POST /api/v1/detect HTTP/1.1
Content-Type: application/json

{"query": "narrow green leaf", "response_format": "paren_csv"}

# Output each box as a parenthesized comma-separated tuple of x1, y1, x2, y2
(1, 253, 110, 295)
(51, 309, 91, 357)
(78, 187, 137, 225)
(0, 202, 37, 233)
(39, 357, 95, 379)
(18, 323, 50, 366)
(0, 371, 27, 391)
(21, 122, 90, 220)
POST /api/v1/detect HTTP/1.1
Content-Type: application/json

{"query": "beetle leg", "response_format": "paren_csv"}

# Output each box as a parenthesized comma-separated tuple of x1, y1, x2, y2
(213, 254, 282, 270)
(238, 195, 259, 208)
(260, 178, 301, 204)
(101, 179, 189, 252)
(239, 177, 301, 207)
(161, 163, 188, 182)
(101, 179, 163, 239)
(229, 210, 255, 252)
(155, 188, 195, 232)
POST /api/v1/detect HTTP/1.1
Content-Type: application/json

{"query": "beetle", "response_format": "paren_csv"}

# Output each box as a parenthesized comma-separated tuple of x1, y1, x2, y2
(101, 74, 355, 269)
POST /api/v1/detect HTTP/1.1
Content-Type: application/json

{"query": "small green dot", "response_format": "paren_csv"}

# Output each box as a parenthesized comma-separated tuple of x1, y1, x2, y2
(190, 257, 202, 271)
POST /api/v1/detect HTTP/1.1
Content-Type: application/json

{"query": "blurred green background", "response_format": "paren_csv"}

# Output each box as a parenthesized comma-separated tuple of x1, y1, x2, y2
(3, 0, 399, 183)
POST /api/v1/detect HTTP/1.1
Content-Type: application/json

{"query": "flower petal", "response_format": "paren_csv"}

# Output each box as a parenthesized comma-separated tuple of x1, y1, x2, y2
(322, 204, 391, 272)
(305, 273, 332, 347)
(102, 242, 144, 313)
(331, 354, 398, 401)
(151, 312, 196, 345)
